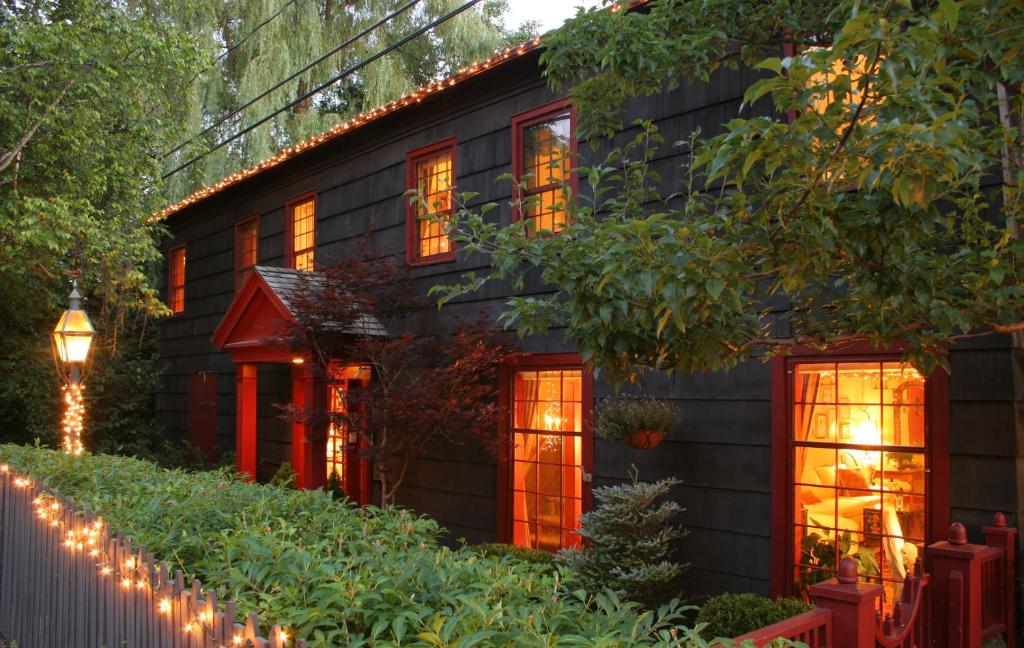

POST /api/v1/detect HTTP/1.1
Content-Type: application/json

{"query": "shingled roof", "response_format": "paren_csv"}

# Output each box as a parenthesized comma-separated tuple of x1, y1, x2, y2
(254, 266, 388, 337)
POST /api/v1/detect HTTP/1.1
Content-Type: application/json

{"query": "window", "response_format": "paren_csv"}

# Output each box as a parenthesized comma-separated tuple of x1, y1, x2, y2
(512, 101, 577, 234)
(406, 139, 456, 265)
(287, 194, 316, 271)
(510, 366, 587, 551)
(326, 365, 369, 500)
(167, 245, 185, 313)
(789, 360, 929, 608)
(235, 216, 259, 290)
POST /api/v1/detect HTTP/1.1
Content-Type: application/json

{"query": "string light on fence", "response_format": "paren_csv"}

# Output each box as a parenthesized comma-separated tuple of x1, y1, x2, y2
(21, 478, 291, 648)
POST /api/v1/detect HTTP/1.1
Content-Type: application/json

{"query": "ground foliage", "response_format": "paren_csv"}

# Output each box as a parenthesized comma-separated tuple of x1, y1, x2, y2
(438, 0, 1024, 381)
(696, 593, 812, 641)
(0, 445, 727, 647)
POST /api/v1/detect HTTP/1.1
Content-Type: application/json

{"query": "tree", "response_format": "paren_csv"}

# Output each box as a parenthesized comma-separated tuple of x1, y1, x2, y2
(162, 0, 538, 200)
(280, 250, 521, 506)
(437, 0, 1024, 381)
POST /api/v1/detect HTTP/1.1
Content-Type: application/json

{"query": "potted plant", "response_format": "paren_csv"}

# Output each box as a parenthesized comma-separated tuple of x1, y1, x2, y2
(593, 396, 679, 449)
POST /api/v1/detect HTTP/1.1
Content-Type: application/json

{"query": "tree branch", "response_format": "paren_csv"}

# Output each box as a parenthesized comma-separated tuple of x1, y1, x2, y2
(0, 78, 75, 174)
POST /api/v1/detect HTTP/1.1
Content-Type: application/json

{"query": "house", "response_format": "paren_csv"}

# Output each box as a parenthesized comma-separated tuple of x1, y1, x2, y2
(154, 36, 1022, 604)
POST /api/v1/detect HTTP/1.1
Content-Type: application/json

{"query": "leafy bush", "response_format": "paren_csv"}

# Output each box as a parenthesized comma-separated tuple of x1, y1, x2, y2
(0, 445, 712, 647)
(697, 593, 812, 640)
(472, 542, 557, 566)
(593, 396, 679, 441)
(558, 470, 688, 608)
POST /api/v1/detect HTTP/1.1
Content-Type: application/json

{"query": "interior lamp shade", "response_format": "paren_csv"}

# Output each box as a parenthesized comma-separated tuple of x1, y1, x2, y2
(52, 307, 94, 364)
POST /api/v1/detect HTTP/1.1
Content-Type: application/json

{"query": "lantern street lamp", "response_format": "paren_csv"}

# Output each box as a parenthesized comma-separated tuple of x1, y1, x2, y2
(51, 280, 95, 455)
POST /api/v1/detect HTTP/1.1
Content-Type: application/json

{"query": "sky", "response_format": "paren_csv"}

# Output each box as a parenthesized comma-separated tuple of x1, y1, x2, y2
(502, 0, 603, 34)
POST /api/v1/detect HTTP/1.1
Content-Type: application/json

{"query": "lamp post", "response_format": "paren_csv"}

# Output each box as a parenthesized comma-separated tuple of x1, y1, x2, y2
(51, 280, 95, 455)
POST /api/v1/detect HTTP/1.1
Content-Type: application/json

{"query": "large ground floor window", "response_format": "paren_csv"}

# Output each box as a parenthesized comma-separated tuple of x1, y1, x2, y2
(790, 360, 930, 606)
(510, 364, 589, 551)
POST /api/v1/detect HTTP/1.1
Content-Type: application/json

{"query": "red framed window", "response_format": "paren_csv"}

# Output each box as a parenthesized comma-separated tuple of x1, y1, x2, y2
(770, 350, 949, 608)
(235, 216, 259, 290)
(511, 100, 577, 234)
(500, 355, 593, 551)
(406, 139, 456, 265)
(286, 193, 316, 271)
(167, 245, 186, 314)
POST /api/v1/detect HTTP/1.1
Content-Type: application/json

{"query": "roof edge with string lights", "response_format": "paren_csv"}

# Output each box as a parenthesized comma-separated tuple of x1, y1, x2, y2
(153, 37, 543, 222)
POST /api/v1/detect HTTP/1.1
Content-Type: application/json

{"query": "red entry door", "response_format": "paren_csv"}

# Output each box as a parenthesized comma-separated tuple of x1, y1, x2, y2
(327, 365, 371, 505)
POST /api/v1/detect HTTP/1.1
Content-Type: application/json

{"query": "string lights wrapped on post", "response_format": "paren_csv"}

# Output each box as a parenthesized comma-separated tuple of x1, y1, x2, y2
(51, 279, 95, 455)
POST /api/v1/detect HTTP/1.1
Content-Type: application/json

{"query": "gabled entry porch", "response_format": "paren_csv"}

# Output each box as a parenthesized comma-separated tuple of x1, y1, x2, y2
(209, 266, 384, 500)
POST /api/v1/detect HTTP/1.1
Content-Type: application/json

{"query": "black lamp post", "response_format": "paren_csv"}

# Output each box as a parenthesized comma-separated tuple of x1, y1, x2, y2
(51, 280, 95, 455)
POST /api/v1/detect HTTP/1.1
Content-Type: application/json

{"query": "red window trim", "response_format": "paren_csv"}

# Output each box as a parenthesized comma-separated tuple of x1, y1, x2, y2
(285, 191, 317, 270)
(405, 137, 457, 266)
(496, 352, 594, 546)
(167, 244, 186, 315)
(234, 215, 259, 292)
(510, 99, 578, 227)
(768, 343, 950, 597)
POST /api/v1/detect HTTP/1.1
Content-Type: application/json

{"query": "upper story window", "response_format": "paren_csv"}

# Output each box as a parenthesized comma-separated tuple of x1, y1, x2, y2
(512, 101, 576, 234)
(287, 193, 316, 271)
(168, 245, 186, 314)
(235, 216, 259, 290)
(406, 139, 456, 265)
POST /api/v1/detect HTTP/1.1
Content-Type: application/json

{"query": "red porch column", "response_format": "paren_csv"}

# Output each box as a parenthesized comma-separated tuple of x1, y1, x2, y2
(290, 364, 311, 489)
(808, 559, 882, 648)
(983, 513, 1017, 648)
(927, 522, 988, 648)
(235, 364, 257, 481)
(304, 366, 327, 490)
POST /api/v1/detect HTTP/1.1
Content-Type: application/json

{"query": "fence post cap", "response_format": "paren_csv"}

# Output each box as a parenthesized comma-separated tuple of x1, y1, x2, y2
(992, 512, 1006, 528)
(837, 557, 858, 584)
(948, 522, 968, 545)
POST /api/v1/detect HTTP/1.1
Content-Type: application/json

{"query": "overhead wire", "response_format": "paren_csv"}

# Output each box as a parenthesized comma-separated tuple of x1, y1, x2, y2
(161, 0, 485, 180)
(162, 0, 424, 161)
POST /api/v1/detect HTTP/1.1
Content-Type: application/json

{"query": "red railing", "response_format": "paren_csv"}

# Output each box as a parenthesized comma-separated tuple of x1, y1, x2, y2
(731, 514, 1016, 648)
(732, 607, 832, 647)
(873, 559, 928, 648)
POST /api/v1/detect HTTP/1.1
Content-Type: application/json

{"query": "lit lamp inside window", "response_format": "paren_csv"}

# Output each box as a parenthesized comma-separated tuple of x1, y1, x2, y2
(51, 280, 95, 455)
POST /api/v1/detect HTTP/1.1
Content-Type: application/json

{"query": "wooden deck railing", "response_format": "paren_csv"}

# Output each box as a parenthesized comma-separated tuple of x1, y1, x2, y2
(732, 607, 832, 647)
(0, 466, 308, 648)
(732, 515, 1016, 648)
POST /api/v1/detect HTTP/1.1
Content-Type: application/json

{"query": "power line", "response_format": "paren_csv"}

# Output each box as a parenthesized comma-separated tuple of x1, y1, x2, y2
(162, 0, 424, 161)
(185, 0, 303, 89)
(161, 0, 485, 180)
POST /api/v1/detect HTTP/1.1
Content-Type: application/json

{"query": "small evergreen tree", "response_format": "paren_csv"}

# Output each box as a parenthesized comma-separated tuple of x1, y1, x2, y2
(558, 469, 687, 608)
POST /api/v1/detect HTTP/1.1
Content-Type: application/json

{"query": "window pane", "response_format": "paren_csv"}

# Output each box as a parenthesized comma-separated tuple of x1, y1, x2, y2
(511, 368, 584, 551)
(790, 359, 928, 610)
(521, 112, 572, 234)
(290, 198, 315, 270)
(413, 149, 454, 260)
(168, 248, 185, 313)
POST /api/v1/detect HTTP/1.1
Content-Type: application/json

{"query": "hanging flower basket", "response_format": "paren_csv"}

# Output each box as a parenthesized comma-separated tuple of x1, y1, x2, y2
(593, 396, 679, 450)
(625, 428, 666, 449)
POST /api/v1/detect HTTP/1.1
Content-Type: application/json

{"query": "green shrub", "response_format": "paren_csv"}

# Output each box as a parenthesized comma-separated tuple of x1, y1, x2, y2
(472, 542, 557, 566)
(0, 445, 711, 647)
(558, 470, 688, 608)
(697, 593, 812, 640)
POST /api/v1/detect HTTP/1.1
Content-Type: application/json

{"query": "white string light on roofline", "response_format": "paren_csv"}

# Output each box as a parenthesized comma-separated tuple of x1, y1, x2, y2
(6, 468, 293, 648)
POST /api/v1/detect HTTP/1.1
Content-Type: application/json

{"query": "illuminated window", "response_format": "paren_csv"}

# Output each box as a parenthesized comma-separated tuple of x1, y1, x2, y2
(512, 368, 584, 551)
(326, 366, 369, 495)
(791, 361, 927, 607)
(287, 195, 316, 271)
(512, 102, 576, 234)
(235, 217, 258, 290)
(168, 246, 185, 313)
(406, 140, 456, 264)
(805, 50, 876, 118)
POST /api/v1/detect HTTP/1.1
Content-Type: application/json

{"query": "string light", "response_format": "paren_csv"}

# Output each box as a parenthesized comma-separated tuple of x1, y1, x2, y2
(61, 383, 85, 456)
(154, 37, 545, 222)
(18, 475, 286, 648)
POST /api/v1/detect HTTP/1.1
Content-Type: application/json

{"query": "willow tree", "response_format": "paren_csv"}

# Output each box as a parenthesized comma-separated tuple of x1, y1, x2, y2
(164, 0, 535, 199)
(438, 0, 1024, 381)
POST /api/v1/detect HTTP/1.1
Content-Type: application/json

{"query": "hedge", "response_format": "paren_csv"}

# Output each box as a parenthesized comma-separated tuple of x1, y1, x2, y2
(0, 445, 714, 647)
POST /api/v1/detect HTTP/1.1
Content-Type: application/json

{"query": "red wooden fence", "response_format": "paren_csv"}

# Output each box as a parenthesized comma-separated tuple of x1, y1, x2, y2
(0, 466, 308, 648)
(731, 515, 1017, 648)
